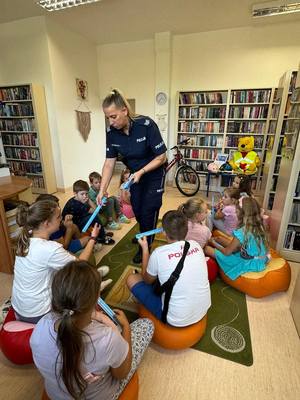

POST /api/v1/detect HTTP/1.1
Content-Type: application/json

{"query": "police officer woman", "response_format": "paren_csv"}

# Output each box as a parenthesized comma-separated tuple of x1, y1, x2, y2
(97, 89, 167, 264)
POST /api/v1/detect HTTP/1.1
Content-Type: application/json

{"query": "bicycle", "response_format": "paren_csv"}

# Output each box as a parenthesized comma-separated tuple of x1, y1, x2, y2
(165, 138, 200, 197)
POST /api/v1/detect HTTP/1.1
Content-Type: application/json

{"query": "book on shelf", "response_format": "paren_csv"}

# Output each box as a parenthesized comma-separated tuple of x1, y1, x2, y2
(179, 92, 227, 105)
(290, 201, 300, 224)
(0, 103, 33, 117)
(178, 120, 225, 133)
(178, 134, 223, 147)
(4, 147, 40, 161)
(1, 132, 38, 147)
(0, 86, 31, 101)
(0, 118, 35, 131)
(227, 121, 266, 133)
(229, 105, 269, 119)
(230, 89, 271, 104)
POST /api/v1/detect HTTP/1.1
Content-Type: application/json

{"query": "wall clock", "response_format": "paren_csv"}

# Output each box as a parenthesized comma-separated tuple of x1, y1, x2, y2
(156, 92, 167, 106)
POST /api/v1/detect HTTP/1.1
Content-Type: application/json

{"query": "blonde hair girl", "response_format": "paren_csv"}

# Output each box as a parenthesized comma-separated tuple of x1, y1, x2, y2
(179, 198, 212, 248)
(205, 197, 269, 280)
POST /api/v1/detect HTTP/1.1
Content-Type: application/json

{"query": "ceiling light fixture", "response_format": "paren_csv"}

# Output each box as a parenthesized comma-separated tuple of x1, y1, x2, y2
(37, 0, 101, 12)
(252, 1, 300, 18)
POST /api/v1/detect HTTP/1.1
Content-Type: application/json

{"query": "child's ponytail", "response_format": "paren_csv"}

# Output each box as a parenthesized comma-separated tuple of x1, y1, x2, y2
(16, 200, 58, 257)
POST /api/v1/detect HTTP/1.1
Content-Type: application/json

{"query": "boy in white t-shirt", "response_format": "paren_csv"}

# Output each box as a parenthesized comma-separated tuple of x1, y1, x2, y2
(127, 210, 211, 327)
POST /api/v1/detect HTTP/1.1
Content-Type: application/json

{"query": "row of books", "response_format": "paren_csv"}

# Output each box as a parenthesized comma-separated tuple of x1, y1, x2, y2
(0, 118, 35, 132)
(271, 106, 280, 119)
(290, 201, 300, 223)
(178, 134, 223, 147)
(227, 121, 266, 133)
(179, 106, 226, 119)
(229, 105, 269, 119)
(178, 120, 225, 133)
(270, 176, 278, 192)
(1, 133, 38, 147)
(186, 160, 211, 172)
(291, 87, 300, 102)
(0, 103, 33, 117)
(268, 120, 277, 134)
(179, 92, 227, 105)
(284, 229, 300, 250)
(289, 104, 300, 118)
(8, 160, 43, 174)
(183, 148, 218, 160)
(230, 89, 271, 104)
(286, 119, 300, 134)
(0, 86, 31, 101)
(225, 135, 264, 148)
(4, 147, 40, 161)
(289, 72, 298, 93)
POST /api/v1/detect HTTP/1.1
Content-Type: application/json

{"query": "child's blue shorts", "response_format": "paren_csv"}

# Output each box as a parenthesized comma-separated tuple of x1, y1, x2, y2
(131, 281, 162, 320)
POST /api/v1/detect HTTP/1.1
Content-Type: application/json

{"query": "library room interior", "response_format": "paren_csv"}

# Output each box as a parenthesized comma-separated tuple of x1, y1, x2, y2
(0, 0, 300, 399)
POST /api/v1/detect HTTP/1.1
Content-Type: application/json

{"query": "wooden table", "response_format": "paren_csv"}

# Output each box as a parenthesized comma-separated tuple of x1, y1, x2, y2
(0, 176, 33, 274)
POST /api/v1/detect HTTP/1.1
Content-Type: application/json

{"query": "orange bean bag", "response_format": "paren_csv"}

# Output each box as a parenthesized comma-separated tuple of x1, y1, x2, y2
(219, 248, 291, 298)
(138, 304, 207, 350)
(41, 371, 139, 400)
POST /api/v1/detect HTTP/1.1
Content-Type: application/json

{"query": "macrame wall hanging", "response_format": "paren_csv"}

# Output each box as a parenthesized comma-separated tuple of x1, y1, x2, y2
(75, 79, 91, 142)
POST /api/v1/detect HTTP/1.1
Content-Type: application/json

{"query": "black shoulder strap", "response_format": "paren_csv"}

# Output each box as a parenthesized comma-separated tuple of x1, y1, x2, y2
(159, 241, 190, 323)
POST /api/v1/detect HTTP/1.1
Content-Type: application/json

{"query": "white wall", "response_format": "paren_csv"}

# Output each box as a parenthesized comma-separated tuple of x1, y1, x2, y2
(97, 21, 300, 150)
(46, 19, 104, 188)
(169, 21, 300, 147)
(97, 40, 155, 118)
(0, 17, 64, 187)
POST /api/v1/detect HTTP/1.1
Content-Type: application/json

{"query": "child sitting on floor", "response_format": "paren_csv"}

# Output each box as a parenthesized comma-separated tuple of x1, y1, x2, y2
(89, 171, 130, 230)
(205, 197, 269, 280)
(232, 174, 253, 198)
(119, 168, 135, 219)
(212, 187, 240, 235)
(179, 198, 211, 248)
(35, 193, 95, 254)
(62, 180, 114, 245)
(11, 200, 110, 324)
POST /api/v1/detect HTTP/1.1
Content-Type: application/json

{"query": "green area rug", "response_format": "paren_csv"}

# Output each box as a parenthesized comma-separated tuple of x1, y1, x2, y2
(99, 224, 253, 366)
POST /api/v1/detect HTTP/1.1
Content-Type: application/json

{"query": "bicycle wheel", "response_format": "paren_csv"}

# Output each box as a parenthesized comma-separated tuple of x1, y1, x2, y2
(175, 165, 200, 196)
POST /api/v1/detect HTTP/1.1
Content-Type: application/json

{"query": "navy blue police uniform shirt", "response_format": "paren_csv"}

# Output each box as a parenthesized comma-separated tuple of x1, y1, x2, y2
(106, 116, 167, 178)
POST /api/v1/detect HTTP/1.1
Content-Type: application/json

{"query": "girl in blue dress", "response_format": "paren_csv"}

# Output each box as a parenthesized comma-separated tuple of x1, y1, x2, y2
(205, 197, 269, 280)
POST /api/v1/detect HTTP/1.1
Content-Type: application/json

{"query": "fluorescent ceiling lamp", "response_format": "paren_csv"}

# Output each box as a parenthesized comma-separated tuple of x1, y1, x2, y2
(252, 1, 300, 17)
(37, 0, 101, 12)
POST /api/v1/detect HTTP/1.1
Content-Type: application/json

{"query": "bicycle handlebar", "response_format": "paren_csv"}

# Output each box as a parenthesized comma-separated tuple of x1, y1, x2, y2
(170, 138, 190, 150)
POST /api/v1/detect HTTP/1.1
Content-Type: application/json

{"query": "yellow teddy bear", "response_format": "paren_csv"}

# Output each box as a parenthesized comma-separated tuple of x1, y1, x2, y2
(229, 136, 260, 175)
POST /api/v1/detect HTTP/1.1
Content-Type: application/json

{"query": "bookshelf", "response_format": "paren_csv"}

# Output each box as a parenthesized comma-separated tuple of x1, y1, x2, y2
(260, 70, 298, 211)
(0, 84, 56, 194)
(269, 68, 300, 262)
(176, 88, 274, 191)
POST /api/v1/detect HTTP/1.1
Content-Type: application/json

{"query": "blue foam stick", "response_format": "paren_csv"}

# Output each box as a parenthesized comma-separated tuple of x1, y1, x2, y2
(82, 197, 107, 232)
(135, 227, 163, 240)
(211, 194, 215, 218)
(120, 175, 134, 190)
(97, 297, 121, 327)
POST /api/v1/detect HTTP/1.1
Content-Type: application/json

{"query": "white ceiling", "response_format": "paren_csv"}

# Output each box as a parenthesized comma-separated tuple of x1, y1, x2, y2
(1, 0, 300, 44)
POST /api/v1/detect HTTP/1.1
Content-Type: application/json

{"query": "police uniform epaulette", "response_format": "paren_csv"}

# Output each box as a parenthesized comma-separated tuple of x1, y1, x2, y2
(134, 116, 152, 127)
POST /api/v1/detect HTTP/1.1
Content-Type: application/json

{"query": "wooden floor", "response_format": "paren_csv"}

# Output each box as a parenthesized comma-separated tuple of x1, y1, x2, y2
(0, 177, 299, 400)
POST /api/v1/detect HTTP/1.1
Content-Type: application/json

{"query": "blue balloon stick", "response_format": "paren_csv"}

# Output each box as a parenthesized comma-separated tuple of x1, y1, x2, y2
(82, 197, 107, 232)
(135, 227, 163, 240)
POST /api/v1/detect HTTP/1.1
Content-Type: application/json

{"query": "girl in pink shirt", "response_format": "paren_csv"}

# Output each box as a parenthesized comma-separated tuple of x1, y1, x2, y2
(179, 198, 212, 248)
(213, 188, 240, 235)
(119, 168, 135, 219)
